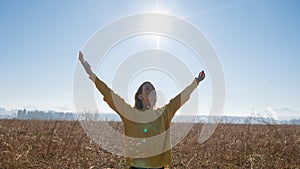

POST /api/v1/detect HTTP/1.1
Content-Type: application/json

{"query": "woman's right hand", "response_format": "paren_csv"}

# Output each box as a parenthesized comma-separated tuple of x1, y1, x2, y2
(79, 51, 94, 76)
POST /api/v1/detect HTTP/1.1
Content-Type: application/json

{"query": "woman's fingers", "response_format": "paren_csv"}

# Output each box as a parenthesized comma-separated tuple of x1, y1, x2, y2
(201, 71, 205, 79)
(79, 51, 85, 64)
(198, 71, 205, 81)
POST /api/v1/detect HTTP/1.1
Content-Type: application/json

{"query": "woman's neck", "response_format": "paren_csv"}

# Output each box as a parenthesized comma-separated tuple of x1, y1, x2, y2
(141, 104, 154, 111)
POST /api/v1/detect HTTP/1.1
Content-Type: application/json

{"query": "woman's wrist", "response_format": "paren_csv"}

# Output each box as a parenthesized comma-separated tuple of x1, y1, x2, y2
(89, 73, 96, 81)
(195, 77, 201, 84)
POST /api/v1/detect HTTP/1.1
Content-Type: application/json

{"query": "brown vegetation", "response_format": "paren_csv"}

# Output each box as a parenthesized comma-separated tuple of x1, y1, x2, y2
(0, 119, 299, 168)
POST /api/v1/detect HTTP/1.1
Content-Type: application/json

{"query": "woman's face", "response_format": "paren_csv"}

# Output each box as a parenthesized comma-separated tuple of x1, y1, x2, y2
(139, 82, 157, 108)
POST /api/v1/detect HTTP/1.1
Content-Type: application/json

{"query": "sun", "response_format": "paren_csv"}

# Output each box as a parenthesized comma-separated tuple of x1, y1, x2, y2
(133, 1, 177, 49)
(137, 0, 173, 15)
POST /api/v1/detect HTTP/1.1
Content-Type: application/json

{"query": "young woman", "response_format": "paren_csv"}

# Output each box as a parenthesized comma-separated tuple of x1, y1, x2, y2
(79, 51, 205, 169)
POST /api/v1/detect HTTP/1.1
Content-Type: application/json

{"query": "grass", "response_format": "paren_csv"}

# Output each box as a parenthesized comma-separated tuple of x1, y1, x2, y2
(0, 119, 299, 168)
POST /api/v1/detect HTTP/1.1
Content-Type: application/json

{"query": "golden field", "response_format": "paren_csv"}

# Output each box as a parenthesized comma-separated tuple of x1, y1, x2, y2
(0, 119, 299, 168)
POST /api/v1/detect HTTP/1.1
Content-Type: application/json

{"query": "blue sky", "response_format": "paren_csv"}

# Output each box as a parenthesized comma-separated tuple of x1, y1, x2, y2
(0, 0, 299, 117)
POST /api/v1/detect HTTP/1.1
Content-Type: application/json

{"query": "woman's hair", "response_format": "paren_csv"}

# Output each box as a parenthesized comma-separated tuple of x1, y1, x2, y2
(134, 81, 155, 110)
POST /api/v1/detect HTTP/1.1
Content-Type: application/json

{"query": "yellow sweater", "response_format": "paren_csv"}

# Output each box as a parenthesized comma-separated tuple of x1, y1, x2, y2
(90, 74, 199, 168)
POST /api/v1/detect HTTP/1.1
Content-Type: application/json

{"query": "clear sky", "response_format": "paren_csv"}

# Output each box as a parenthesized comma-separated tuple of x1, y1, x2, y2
(0, 0, 299, 117)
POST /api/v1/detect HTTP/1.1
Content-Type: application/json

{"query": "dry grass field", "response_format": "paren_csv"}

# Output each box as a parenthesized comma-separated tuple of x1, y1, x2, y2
(0, 119, 299, 168)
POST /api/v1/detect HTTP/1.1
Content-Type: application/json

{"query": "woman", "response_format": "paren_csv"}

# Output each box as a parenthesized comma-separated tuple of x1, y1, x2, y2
(79, 51, 205, 169)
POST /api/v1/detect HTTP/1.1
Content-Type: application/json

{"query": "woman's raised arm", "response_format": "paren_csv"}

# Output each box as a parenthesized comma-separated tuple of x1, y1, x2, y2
(78, 51, 133, 119)
(163, 71, 205, 119)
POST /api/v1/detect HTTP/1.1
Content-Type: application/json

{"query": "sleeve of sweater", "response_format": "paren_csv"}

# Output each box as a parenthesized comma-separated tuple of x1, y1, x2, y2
(89, 73, 132, 119)
(163, 79, 199, 120)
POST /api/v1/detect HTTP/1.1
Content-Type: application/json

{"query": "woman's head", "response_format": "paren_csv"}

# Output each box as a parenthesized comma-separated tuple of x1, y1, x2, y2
(134, 81, 157, 110)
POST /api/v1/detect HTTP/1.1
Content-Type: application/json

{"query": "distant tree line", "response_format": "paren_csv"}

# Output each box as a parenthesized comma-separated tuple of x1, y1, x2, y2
(14, 109, 300, 124)
(17, 109, 77, 120)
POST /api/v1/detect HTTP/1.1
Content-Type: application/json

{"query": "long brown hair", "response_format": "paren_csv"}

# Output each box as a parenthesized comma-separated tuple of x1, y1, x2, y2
(134, 81, 155, 110)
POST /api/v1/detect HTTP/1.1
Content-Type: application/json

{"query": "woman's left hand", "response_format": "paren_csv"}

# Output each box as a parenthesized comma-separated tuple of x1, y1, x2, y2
(196, 70, 205, 83)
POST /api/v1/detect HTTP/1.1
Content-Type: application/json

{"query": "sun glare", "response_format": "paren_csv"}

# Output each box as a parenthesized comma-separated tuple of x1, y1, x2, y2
(143, 35, 161, 49)
(156, 36, 160, 49)
(150, 6, 171, 15)
(137, 0, 173, 15)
